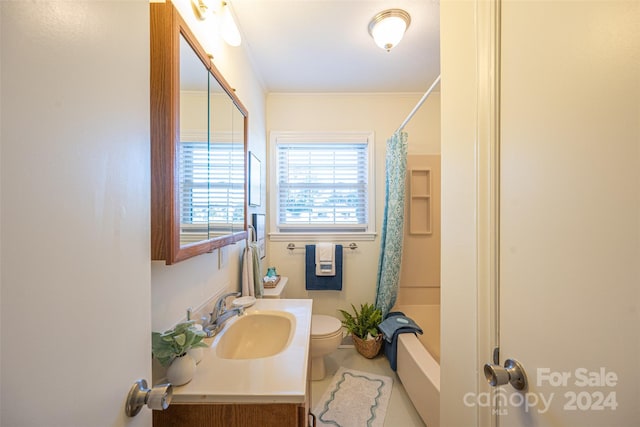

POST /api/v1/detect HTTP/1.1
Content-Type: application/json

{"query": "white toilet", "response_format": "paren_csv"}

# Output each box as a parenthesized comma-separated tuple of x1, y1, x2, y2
(263, 277, 343, 380)
(310, 314, 343, 380)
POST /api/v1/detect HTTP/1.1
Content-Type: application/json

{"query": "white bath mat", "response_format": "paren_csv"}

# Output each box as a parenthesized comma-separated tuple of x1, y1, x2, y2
(313, 367, 393, 427)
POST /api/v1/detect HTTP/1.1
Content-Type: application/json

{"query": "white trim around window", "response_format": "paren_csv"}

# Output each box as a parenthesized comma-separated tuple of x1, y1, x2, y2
(269, 131, 376, 241)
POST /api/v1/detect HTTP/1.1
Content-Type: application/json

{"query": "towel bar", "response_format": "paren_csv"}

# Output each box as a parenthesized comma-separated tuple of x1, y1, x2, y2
(286, 242, 358, 251)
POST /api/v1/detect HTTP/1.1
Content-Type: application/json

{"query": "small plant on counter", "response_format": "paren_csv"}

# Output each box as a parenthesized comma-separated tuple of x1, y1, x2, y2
(151, 321, 207, 366)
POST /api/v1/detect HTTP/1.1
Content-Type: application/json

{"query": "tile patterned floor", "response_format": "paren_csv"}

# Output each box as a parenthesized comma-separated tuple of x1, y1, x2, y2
(310, 347, 426, 427)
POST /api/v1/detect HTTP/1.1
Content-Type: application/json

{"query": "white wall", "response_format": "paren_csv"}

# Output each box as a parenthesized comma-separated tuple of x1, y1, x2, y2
(0, 4, 4, 421)
(265, 92, 440, 316)
(1, 2, 151, 425)
(440, 0, 481, 425)
(151, 0, 267, 332)
(441, 1, 640, 425)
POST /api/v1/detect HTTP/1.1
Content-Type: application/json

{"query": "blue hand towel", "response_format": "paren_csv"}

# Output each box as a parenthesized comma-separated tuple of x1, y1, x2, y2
(379, 312, 423, 371)
(305, 244, 343, 290)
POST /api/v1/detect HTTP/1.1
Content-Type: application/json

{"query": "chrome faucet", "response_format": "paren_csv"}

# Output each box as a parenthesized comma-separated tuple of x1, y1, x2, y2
(203, 291, 244, 337)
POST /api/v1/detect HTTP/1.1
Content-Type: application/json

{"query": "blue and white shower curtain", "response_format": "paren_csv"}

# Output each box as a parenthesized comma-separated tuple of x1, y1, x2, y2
(375, 131, 408, 317)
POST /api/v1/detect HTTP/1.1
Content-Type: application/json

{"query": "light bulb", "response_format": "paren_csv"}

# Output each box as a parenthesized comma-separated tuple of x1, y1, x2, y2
(372, 16, 407, 51)
(220, 2, 241, 47)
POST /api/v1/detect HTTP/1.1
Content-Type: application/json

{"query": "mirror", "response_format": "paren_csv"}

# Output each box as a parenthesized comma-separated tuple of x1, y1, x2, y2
(151, 1, 248, 264)
(231, 98, 246, 233)
(178, 35, 209, 245)
(208, 72, 236, 237)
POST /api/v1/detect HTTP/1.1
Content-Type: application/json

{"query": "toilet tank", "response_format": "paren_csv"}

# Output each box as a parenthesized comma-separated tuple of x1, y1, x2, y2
(262, 276, 288, 299)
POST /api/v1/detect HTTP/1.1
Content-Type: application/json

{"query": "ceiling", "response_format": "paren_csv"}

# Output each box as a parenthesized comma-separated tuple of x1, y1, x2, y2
(230, 0, 440, 93)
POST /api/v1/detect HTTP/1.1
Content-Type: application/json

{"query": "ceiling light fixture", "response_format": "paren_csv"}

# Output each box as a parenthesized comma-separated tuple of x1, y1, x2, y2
(368, 9, 411, 52)
(192, 0, 242, 47)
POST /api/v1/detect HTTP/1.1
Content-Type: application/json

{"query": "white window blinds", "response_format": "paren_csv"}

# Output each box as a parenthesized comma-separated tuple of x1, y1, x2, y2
(179, 141, 244, 230)
(179, 141, 209, 228)
(276, 138, 371, 232)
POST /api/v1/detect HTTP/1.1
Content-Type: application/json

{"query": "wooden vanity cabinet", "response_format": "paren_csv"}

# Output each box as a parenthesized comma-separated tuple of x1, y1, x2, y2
(153, 385, 313, 426)
(153, 339, 314, 427)
(153, 402, 309, 427)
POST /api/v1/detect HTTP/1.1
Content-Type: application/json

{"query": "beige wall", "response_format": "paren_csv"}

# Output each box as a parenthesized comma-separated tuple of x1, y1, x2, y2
(151, 0, 267, 331)
(266, 92, 440, 317)
(397, 154, 441, 306)
(440, 0, 481, 424)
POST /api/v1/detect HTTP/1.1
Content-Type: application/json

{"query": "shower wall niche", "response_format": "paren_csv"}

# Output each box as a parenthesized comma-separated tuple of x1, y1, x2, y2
(398, 154, 441, 305)
(409, 168, 433, 235)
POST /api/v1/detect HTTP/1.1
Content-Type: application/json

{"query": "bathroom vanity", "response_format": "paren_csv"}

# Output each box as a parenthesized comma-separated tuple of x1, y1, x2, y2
(153, 299, 314, 427)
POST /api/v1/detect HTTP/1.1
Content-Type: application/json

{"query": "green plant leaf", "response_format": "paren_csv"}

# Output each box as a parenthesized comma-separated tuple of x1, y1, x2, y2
(173, 333, 186, 347)
(152, 320, 209, 367)
(338, 302, 382, 339)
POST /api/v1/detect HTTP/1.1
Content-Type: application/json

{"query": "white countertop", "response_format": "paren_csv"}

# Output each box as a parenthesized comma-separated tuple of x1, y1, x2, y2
(262, 276, 288, 298)
(169, 298, 312, 404)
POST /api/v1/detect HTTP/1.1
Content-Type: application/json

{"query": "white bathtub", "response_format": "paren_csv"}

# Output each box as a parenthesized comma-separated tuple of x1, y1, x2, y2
(394, 304, 440, 427)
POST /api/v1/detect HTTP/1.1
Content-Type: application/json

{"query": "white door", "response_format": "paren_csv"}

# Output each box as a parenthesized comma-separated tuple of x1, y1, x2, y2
(496, 1, 640, 425)
(1, 2, 152, 426)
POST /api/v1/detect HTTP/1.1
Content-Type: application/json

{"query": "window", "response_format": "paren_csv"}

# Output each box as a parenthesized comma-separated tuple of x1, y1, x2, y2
(270, 131, 375, 238)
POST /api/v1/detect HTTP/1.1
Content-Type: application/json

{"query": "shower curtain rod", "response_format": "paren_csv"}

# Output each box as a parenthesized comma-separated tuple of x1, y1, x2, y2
(395, 74, 441, 134)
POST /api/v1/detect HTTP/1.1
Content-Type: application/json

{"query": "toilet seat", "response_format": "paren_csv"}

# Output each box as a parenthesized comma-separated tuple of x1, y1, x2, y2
(311, 314, 342, 339)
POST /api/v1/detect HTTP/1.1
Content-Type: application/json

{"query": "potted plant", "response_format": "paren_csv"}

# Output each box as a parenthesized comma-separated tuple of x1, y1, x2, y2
(152, 321, 207, 386)
(338, 303, 383, 358)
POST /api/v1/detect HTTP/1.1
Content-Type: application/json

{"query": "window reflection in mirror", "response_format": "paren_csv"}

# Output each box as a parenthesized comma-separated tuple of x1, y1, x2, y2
(208, 73, 236, 238)
(177, 34, 247, 246)
(231, 101, 246, 233)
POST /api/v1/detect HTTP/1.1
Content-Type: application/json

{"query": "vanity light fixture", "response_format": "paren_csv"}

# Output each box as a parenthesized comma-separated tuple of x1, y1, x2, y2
(219, 1, 242, 46)
(368, 8, 411, 52)
(192, 0, 242, 47)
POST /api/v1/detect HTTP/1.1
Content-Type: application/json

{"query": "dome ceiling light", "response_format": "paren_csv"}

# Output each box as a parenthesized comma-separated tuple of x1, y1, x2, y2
(368, 9, 411, 52)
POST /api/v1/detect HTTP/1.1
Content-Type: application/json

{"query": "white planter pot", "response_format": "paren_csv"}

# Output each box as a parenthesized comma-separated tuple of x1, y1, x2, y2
(187, 347, 203, 364)
(166, 353, 196, 386)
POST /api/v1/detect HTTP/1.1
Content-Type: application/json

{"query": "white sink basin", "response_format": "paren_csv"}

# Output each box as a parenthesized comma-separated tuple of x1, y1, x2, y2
(215, 311, 295, 359)
(168, 299, 312, 404)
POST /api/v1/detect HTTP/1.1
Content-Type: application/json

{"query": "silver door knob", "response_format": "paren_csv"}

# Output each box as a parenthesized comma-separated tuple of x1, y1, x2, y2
(484, 358, 528, 391)
(125, 379, 173, 417)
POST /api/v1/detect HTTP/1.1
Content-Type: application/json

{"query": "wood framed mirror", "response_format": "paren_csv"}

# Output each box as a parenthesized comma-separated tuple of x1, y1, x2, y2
(151, 1, 248, 264)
